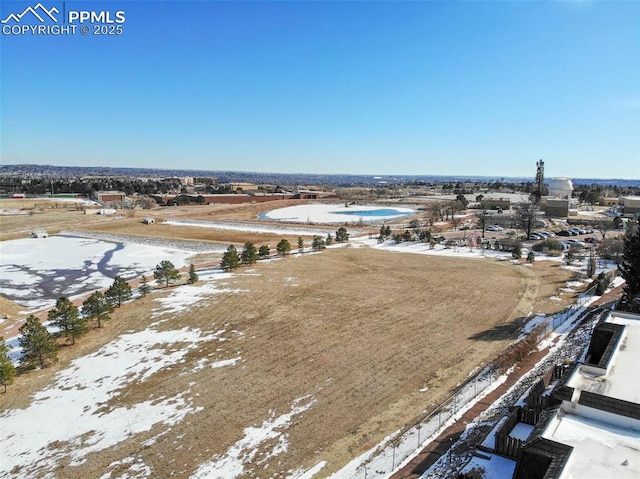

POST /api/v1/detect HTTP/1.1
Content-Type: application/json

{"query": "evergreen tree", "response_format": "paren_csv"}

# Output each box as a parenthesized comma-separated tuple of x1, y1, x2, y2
(0, 337, 16, 393)
(618, 224, 640, 311)
(276, 239, 291, 257)
(19, 315, 58, 369)
(187, 263, 199, 284)
(527, 251, 535, 263)
(312, 235, 326, 251)
(138, 276, 151, 297)
(379, 224, 391, 240)
(297, 236, 304, 253)
(48, 297, 87, 345)
(258, 245, 270, 259)
(325, 233, 333, 246)
(241, 242, 259, 265)
(81, 291, 114, 328)
(512, 243, 522, 260)
(106, 275, 133, 306)
(335, 227, 349, 243)
(220, 245, 240, 271)
(153, 260, 180, 287)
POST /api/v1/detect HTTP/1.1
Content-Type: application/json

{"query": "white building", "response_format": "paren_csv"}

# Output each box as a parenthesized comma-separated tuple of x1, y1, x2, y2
(516, 310, 640, 478)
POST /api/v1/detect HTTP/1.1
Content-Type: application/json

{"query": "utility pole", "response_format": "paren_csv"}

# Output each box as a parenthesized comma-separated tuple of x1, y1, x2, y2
(534, 159, 544, 204)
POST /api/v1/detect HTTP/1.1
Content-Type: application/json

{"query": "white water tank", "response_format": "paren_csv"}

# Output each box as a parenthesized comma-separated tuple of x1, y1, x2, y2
(547, 177, 573, 198)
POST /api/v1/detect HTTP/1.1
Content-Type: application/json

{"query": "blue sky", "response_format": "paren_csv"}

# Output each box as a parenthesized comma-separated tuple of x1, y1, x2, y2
(1, 0, 639, 179)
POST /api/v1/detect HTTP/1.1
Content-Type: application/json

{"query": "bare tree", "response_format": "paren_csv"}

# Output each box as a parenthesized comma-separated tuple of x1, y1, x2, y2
(476, 208, 489, 238)
(517, 200, 539, 240)
(595, 219, 615, 241)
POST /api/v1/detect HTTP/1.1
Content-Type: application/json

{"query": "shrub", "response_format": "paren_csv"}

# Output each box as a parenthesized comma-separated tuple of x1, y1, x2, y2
(512, 244, 522, 259)
(532, 239, 565, 256)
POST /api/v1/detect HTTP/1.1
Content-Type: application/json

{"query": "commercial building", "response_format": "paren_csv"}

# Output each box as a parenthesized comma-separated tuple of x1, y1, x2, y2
(92, 191, 126, 204)
(619, 196, 640, 215)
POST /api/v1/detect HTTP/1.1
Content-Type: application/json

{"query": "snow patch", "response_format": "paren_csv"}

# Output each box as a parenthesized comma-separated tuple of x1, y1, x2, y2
(0, 327, 220, 478)
(191, 396, 316, 479)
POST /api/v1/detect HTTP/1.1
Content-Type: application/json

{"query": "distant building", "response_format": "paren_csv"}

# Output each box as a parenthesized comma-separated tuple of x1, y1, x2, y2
(184, 193, 295, 205)
(193, 177, 219, 186)
(546, 177, 573, 199)
(599, 196, 619, 207)
(619, 196, 640, 215)
(481, 197, 511, 211)
(542, 197, 570, 217)
(93, 191, 126, 204)
(229, 183, 258, 193)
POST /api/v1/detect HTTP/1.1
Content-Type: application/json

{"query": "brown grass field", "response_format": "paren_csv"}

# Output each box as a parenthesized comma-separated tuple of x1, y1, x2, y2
(0, 200, 583, 477)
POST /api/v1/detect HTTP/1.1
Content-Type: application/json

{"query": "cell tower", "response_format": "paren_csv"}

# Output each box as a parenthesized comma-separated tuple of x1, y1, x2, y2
(534, 159, 544, 203)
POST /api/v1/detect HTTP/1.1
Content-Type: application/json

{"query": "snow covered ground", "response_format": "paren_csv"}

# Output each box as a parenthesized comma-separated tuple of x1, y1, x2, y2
(1, 325, 224, 478)
(0, 272, 248, 479)
(0, 235, 196, 310)
(163, 218, 337, 236)
(0, 219, 623, 478)
(262, 204, 415, 224)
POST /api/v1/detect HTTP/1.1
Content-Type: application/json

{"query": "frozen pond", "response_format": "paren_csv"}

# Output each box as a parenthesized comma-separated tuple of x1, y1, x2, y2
(0, 235, 195, 310)
(261, 204, 415, 224)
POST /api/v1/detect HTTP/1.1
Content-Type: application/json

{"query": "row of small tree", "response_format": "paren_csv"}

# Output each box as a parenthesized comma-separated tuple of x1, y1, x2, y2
(220, 228, 349, 272)
(0, 260, 201, 392)
(1, 228, 356, 391)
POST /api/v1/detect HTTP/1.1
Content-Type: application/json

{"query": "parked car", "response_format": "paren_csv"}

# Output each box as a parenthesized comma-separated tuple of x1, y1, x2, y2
(486, 225, 504, 232)
(528, 233, 543, 240)
(557, 230, 572, 237)
(563, 239, 586, 248)
(538, 231, 555, 238)
(569, 228, 586, 235)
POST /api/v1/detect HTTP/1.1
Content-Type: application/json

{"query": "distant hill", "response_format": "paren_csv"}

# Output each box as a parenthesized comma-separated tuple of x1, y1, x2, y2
(0, 164, 638, 188)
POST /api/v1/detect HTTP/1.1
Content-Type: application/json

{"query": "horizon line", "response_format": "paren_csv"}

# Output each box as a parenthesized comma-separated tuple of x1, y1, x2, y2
(1, 163, 639, 183)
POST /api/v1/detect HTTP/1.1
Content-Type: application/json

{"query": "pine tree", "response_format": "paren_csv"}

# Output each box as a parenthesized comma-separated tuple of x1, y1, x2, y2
(276, 239, 291, 257)
(325, 233, 333, 246)
(81, 291, 114, 328)
(297, 236, 304, 253)
(106, 275, 133, 306)
(312, 235, 326, 251)
(139, 276, 151, 297)
(512, 244, 522, 260)
(19, 315, 58, 370)
(258, 245, 270, 259)
(0, 337, 16, 393)
(153, 260, 180, 287)
(527, 251, 535, 263)
(241, 242, 259, 265)
(618, 224, 640, 311)
(187, 263, 199, 284)
(335, 227, 349, 243)
(220, 245, 240, 271)
(48, 297, 87, 345)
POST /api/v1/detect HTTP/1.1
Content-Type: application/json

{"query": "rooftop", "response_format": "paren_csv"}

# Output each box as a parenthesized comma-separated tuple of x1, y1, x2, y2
(541, 412, 640, 478)
(565, 311, 640, 406)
